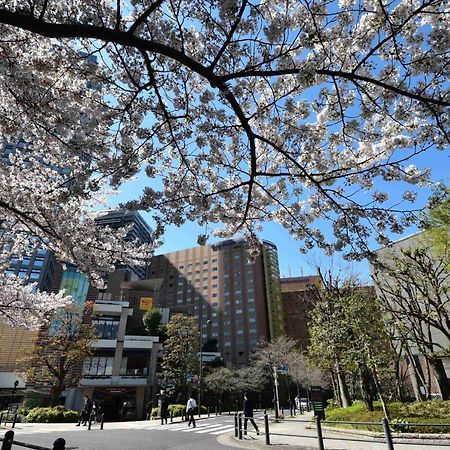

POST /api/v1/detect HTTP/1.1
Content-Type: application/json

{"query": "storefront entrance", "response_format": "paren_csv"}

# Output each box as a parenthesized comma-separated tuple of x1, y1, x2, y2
(93, 387, 137, 421)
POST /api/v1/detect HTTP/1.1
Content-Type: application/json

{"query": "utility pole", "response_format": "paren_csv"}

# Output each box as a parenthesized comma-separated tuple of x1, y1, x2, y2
(198, 319, 211, 418)
(273, 366, 280, 418)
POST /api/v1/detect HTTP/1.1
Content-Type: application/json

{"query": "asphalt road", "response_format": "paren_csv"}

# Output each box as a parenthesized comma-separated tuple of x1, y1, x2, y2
(8, 416, 239, 450)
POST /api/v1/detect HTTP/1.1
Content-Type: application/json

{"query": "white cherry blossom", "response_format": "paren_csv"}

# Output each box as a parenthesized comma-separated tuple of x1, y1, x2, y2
(0, 0, 448, 323)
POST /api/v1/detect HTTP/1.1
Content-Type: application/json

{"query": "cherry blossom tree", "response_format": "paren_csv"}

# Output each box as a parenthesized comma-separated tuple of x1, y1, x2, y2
(0, 1, 449, 322)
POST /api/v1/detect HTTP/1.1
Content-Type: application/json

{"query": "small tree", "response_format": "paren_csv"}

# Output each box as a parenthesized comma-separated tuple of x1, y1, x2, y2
(21, 303, 97, 406)
(143, 307, 163, 335)
(251, 336, 298, 418)
(423, 188, 450, 269)
(204, 367, 236, 409)
(161, 314, 199, 402)
(289, 351, 325, 394)
(373, 245, 450, 400)
(308, 273, 393, 416)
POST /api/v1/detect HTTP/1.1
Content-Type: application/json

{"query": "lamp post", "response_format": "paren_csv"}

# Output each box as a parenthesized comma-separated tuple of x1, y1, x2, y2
(198, 319, 211, 418)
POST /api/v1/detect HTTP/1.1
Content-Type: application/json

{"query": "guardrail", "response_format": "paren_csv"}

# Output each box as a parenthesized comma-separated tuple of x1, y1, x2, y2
(87, 413, 105, 431)
(233, 412, 450, 449)
(0, 431, 65, 450)
(0, 412, 18, 429)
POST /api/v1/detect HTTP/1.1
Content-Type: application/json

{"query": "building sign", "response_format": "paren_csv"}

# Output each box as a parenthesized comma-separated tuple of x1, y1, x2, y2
(140, 297, 153, 310)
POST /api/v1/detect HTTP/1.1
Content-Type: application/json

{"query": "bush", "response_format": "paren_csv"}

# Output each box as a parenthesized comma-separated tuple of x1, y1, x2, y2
(26, 406, 78, 423)
(325, 400, 450, 434)
(168, 404, 185, 417)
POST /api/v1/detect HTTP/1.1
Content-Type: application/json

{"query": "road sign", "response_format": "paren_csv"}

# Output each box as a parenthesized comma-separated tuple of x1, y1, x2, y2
(277, 364, 289, 375)
(186, 372, 193, 382)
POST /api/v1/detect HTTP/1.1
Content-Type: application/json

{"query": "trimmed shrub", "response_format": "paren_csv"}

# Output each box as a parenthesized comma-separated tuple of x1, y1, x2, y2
(325, 400, 450, 434)
(168, 404, 185, 417)
(26, 406, 78, 423)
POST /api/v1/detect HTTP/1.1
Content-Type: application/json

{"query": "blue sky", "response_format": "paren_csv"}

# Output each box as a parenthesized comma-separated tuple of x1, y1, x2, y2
(111, 143, 448, 286)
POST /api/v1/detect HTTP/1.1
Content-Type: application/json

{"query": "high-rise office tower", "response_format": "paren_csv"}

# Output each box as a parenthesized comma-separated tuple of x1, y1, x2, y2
(148, 238, 284, 367)
(94, 210, 153, 280)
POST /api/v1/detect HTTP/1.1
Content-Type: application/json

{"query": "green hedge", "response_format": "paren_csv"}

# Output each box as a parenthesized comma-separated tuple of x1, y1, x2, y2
(151, 403, 208, 418)
(168, 404, 185, 417)
(25, 406, 79, 423)
(325, 401, 450, 434)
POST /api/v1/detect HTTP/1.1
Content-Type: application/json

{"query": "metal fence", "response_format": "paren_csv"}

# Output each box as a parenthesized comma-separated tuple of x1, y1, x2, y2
(0, 431, 65, 450)
(233, 412, 450, 449)
(0, 412, 18, 429)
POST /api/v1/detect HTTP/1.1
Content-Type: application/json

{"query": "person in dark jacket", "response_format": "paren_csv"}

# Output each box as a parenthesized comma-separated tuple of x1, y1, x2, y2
(160, 396, 170, 424)
(76, 396, 93, 426)
(243, 393, 259, 435)
(146, 401, 153, 420)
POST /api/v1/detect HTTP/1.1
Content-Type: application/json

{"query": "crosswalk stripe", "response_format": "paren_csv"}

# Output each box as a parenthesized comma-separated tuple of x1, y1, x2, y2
(210, 427, 236, 435)
(181, 423, 220, 432)
(194, 425, 235, 434)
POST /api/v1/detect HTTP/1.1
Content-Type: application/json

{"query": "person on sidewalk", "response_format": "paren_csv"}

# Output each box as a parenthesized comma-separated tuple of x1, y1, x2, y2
(161, 396, 170, 425)
(146, 401, 153, 420)
(243, 393, 259, 436)
(76, 396, 92, 426)
(186, 394, 197, 428)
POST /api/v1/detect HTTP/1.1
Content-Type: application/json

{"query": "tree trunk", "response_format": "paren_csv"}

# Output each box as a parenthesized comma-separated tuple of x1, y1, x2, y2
(425, 358, 432, 400)
(371, 366, 390, 419)
(359, 366, 374, 411)
(50, 380, 65, 407)
(405, 353, 426, 402)
(429, 357, 450, 400)
(337, 371, 352, 408)
(330, 371, 342, 406)
(393, 359, 405, 402)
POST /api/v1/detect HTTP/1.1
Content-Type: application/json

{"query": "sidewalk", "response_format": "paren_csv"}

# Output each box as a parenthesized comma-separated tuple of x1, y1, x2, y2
(0, 414, 189, 435)
(218, 412, 450, 450)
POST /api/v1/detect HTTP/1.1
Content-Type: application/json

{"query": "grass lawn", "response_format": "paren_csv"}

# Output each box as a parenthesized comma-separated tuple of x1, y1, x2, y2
(325, 401, 450, 434)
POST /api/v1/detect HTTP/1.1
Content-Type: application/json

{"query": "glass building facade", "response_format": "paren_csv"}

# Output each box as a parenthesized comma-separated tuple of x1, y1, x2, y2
(59, 265, 90, 305)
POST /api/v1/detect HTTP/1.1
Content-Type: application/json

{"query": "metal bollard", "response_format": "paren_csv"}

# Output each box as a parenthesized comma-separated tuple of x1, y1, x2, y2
(383, 418, 395, 450)
(170, 410, 173, 423)
(264, 413, 270, 445)
(100, 414, 104, 430)
(1, 430, 14, 450)
(52, 438, 66, 450)
(215, 405, 218, 416)
(207, 406, 210, 418)
(316, 416, 325, 450)
(12, 413, 17, 429)
(238, 413, 243, 440)
(88, 414, 92, 430)
(234, 413, 238, 438)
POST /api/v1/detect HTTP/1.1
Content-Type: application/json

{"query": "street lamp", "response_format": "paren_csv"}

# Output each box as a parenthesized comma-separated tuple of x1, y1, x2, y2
(198, 319, 212, 418)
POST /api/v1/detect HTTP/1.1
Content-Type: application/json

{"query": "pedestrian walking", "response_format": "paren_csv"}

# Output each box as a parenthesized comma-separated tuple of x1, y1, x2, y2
(161, 396, 169, 424)
(146, 401, 153, 420)
(92, 400, 102, 423)
(186, 394, 197, 428)
(243, 393, 259, 435)
(76, 396, 93, 426)
(121, 400, 130, 421)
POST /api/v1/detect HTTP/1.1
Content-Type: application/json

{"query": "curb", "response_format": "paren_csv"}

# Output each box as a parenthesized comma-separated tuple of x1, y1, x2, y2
(217, 433, 317, 450)
(307, 424, 450, 446)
